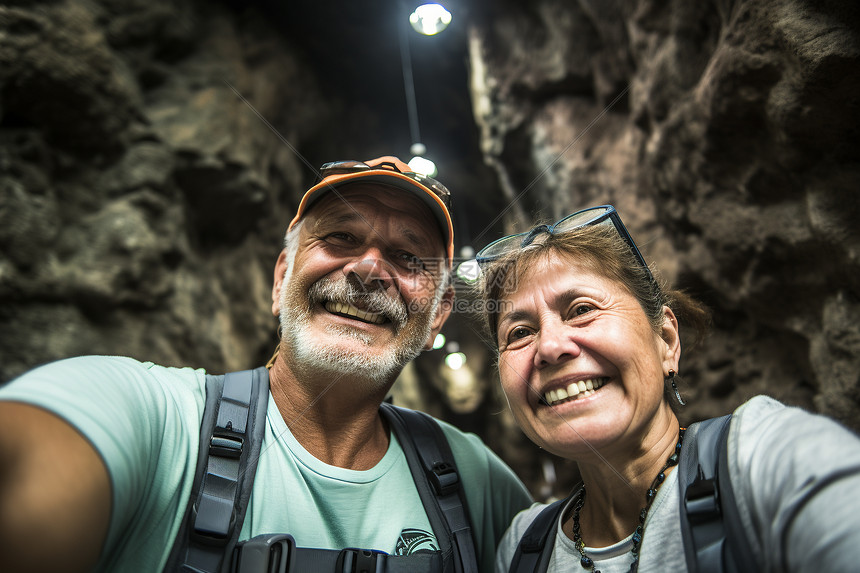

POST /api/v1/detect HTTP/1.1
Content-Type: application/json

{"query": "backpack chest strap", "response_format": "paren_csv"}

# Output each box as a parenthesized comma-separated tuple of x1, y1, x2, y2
(234, 534, 442, 573)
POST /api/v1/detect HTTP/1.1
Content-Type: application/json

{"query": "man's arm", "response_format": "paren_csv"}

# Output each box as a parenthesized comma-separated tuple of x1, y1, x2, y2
(0, 402, 111, 573)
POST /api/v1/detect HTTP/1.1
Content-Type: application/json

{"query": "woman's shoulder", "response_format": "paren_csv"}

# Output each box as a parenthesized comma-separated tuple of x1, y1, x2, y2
(505, 497, 573, 548)
(724, 397, 860, 569)
(731, 394, 856, 439)
(495, 501, 562, 572)
(732, 394, 785, 418)
(727, 393, 860, 519)
(511, 501, 560, 530)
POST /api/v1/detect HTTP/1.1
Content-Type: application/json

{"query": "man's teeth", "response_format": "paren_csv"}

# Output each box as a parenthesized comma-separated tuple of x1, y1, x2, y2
(324, 301, 386, 324)
(543, 378, 607, 406)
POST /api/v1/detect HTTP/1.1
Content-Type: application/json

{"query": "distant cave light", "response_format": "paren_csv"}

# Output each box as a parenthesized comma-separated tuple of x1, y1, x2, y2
(432, 333, 446, 350)
(409, 4, 452, 36)
(445, 351, 466, 370)
(456, 259, 480, 284)
(408, 155, 437, 177)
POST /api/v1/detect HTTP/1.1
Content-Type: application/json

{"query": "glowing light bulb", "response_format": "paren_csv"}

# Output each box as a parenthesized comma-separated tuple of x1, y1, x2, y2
(409, 4, 452, 36)
(432, 333, 446, 350)
(445, 352, 466, 370)
(456, 259, 480, 284)
(408, 155, 437, 176)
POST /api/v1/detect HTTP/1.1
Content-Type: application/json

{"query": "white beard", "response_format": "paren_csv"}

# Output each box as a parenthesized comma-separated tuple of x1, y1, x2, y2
(278, 271, 441, 389)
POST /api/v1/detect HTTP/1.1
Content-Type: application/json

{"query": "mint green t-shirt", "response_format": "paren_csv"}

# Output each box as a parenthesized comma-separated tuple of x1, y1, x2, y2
(0, 356, 532, 572)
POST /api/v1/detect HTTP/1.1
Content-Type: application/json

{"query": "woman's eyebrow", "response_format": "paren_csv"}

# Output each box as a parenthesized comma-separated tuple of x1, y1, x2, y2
(497, 309, 532, 328)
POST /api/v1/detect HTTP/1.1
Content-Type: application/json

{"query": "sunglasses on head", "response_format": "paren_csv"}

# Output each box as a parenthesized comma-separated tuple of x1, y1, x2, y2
(475, 205, 656, 283)
(318, 160, 452, 210)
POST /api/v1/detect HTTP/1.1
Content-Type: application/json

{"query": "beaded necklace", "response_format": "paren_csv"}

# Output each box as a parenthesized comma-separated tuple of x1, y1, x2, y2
(571, 428, 685, 573)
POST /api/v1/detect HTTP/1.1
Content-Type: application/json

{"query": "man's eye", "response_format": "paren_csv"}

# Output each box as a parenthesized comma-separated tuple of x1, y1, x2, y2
(325, 232, 354, 244)
(397, 252, 426, 271)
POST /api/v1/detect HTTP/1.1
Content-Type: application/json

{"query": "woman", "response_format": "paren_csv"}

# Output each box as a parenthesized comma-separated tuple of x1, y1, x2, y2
(477, 205, 860, 572)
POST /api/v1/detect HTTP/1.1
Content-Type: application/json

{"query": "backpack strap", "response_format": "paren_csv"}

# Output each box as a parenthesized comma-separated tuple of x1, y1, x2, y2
(507, 496, 569, 573)
(679, 414, 756, 573)
(379, 402, 479, 573)
(167, 377, 474, 573)
(232, 404, 471, 573)
(164, 367, 270, 573)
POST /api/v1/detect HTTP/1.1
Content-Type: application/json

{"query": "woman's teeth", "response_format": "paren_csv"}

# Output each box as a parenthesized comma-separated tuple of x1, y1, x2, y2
(543, 378, 607, 406)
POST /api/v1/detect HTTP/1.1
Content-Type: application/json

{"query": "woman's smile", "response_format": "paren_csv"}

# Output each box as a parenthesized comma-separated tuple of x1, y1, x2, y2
(541, 376, 609, 406)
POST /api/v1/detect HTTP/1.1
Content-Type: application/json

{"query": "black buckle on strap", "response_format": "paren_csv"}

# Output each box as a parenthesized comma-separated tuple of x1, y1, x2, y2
(210, 433, 244, 459)
(429, 461, 459, 496)
(336, 547, 386, 573)
(235, 534, 295, 573)
(685, 477, 721, 524)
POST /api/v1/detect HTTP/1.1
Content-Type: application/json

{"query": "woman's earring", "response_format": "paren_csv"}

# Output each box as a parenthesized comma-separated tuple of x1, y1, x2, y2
(668, 369, 686, 406)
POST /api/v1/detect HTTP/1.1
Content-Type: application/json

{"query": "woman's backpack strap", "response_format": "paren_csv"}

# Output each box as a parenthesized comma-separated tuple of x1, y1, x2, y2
(679, 414, 756, 573)
(508, 496, 569, 573)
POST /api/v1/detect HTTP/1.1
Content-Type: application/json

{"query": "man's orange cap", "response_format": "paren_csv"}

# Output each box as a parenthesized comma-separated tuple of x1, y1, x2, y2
(288, 156, 454, 264)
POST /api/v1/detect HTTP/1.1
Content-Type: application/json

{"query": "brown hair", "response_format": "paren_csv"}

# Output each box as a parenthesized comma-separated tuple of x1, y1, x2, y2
(478, 224, 711, 349)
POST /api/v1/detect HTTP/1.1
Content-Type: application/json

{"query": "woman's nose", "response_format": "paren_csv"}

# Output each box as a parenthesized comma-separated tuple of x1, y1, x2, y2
(534, 325, 580, 368)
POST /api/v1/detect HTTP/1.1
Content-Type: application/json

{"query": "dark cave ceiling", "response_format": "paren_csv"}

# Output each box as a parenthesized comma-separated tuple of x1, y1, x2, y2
(247, 0, 505, 256)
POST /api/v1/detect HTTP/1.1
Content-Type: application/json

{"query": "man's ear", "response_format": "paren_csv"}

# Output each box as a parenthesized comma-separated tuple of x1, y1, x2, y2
(271, 249, 288, 317)
(660, 305, 681, 374)
(424, 286, 455, 350)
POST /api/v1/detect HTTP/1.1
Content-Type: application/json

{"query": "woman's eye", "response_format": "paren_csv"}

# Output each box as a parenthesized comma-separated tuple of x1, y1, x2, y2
(504, 326, 534, 345)
(570, 303, 595, 318)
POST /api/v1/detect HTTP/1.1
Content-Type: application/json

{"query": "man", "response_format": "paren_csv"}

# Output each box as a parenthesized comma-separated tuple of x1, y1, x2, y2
(0, 156, 532, 572)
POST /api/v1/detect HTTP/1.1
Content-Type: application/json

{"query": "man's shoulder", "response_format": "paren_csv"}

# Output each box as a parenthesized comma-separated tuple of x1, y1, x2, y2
(432, 416, 494, 459)
(428, 414, 528, 489)
(1, 354, 208, 418)
(7, 354, 206, 384)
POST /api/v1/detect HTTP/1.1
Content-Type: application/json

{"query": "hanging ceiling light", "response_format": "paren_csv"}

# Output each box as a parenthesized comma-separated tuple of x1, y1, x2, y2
(445, 352, 466, 370)
(408, 155, 437, 177)
(409, 3, 452, 36)
(408, 142, 437, 176)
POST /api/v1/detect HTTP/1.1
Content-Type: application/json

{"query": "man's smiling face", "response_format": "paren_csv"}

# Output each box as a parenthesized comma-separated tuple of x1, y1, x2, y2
(273, 184, 451, 388)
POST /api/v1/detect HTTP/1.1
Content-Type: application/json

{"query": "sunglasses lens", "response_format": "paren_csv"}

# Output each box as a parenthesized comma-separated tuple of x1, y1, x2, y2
(476, 234, 526, 262)
(552, 207, 611, 233)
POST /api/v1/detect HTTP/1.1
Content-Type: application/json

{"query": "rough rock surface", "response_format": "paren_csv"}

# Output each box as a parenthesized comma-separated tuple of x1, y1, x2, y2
(0, 0, 329, 378)
(466, 0, 860, 494)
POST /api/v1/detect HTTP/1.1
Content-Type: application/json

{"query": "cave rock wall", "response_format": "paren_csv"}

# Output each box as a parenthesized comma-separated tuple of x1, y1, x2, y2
(0, 0, 324, 379)
(467, 0, 860, 427)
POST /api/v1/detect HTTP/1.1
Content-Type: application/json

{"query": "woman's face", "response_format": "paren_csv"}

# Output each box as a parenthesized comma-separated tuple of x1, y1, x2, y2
(495, 253, 680, 459)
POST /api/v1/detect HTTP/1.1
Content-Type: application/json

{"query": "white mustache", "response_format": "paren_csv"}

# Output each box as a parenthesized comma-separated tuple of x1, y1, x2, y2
(308, 276, 409, 329)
